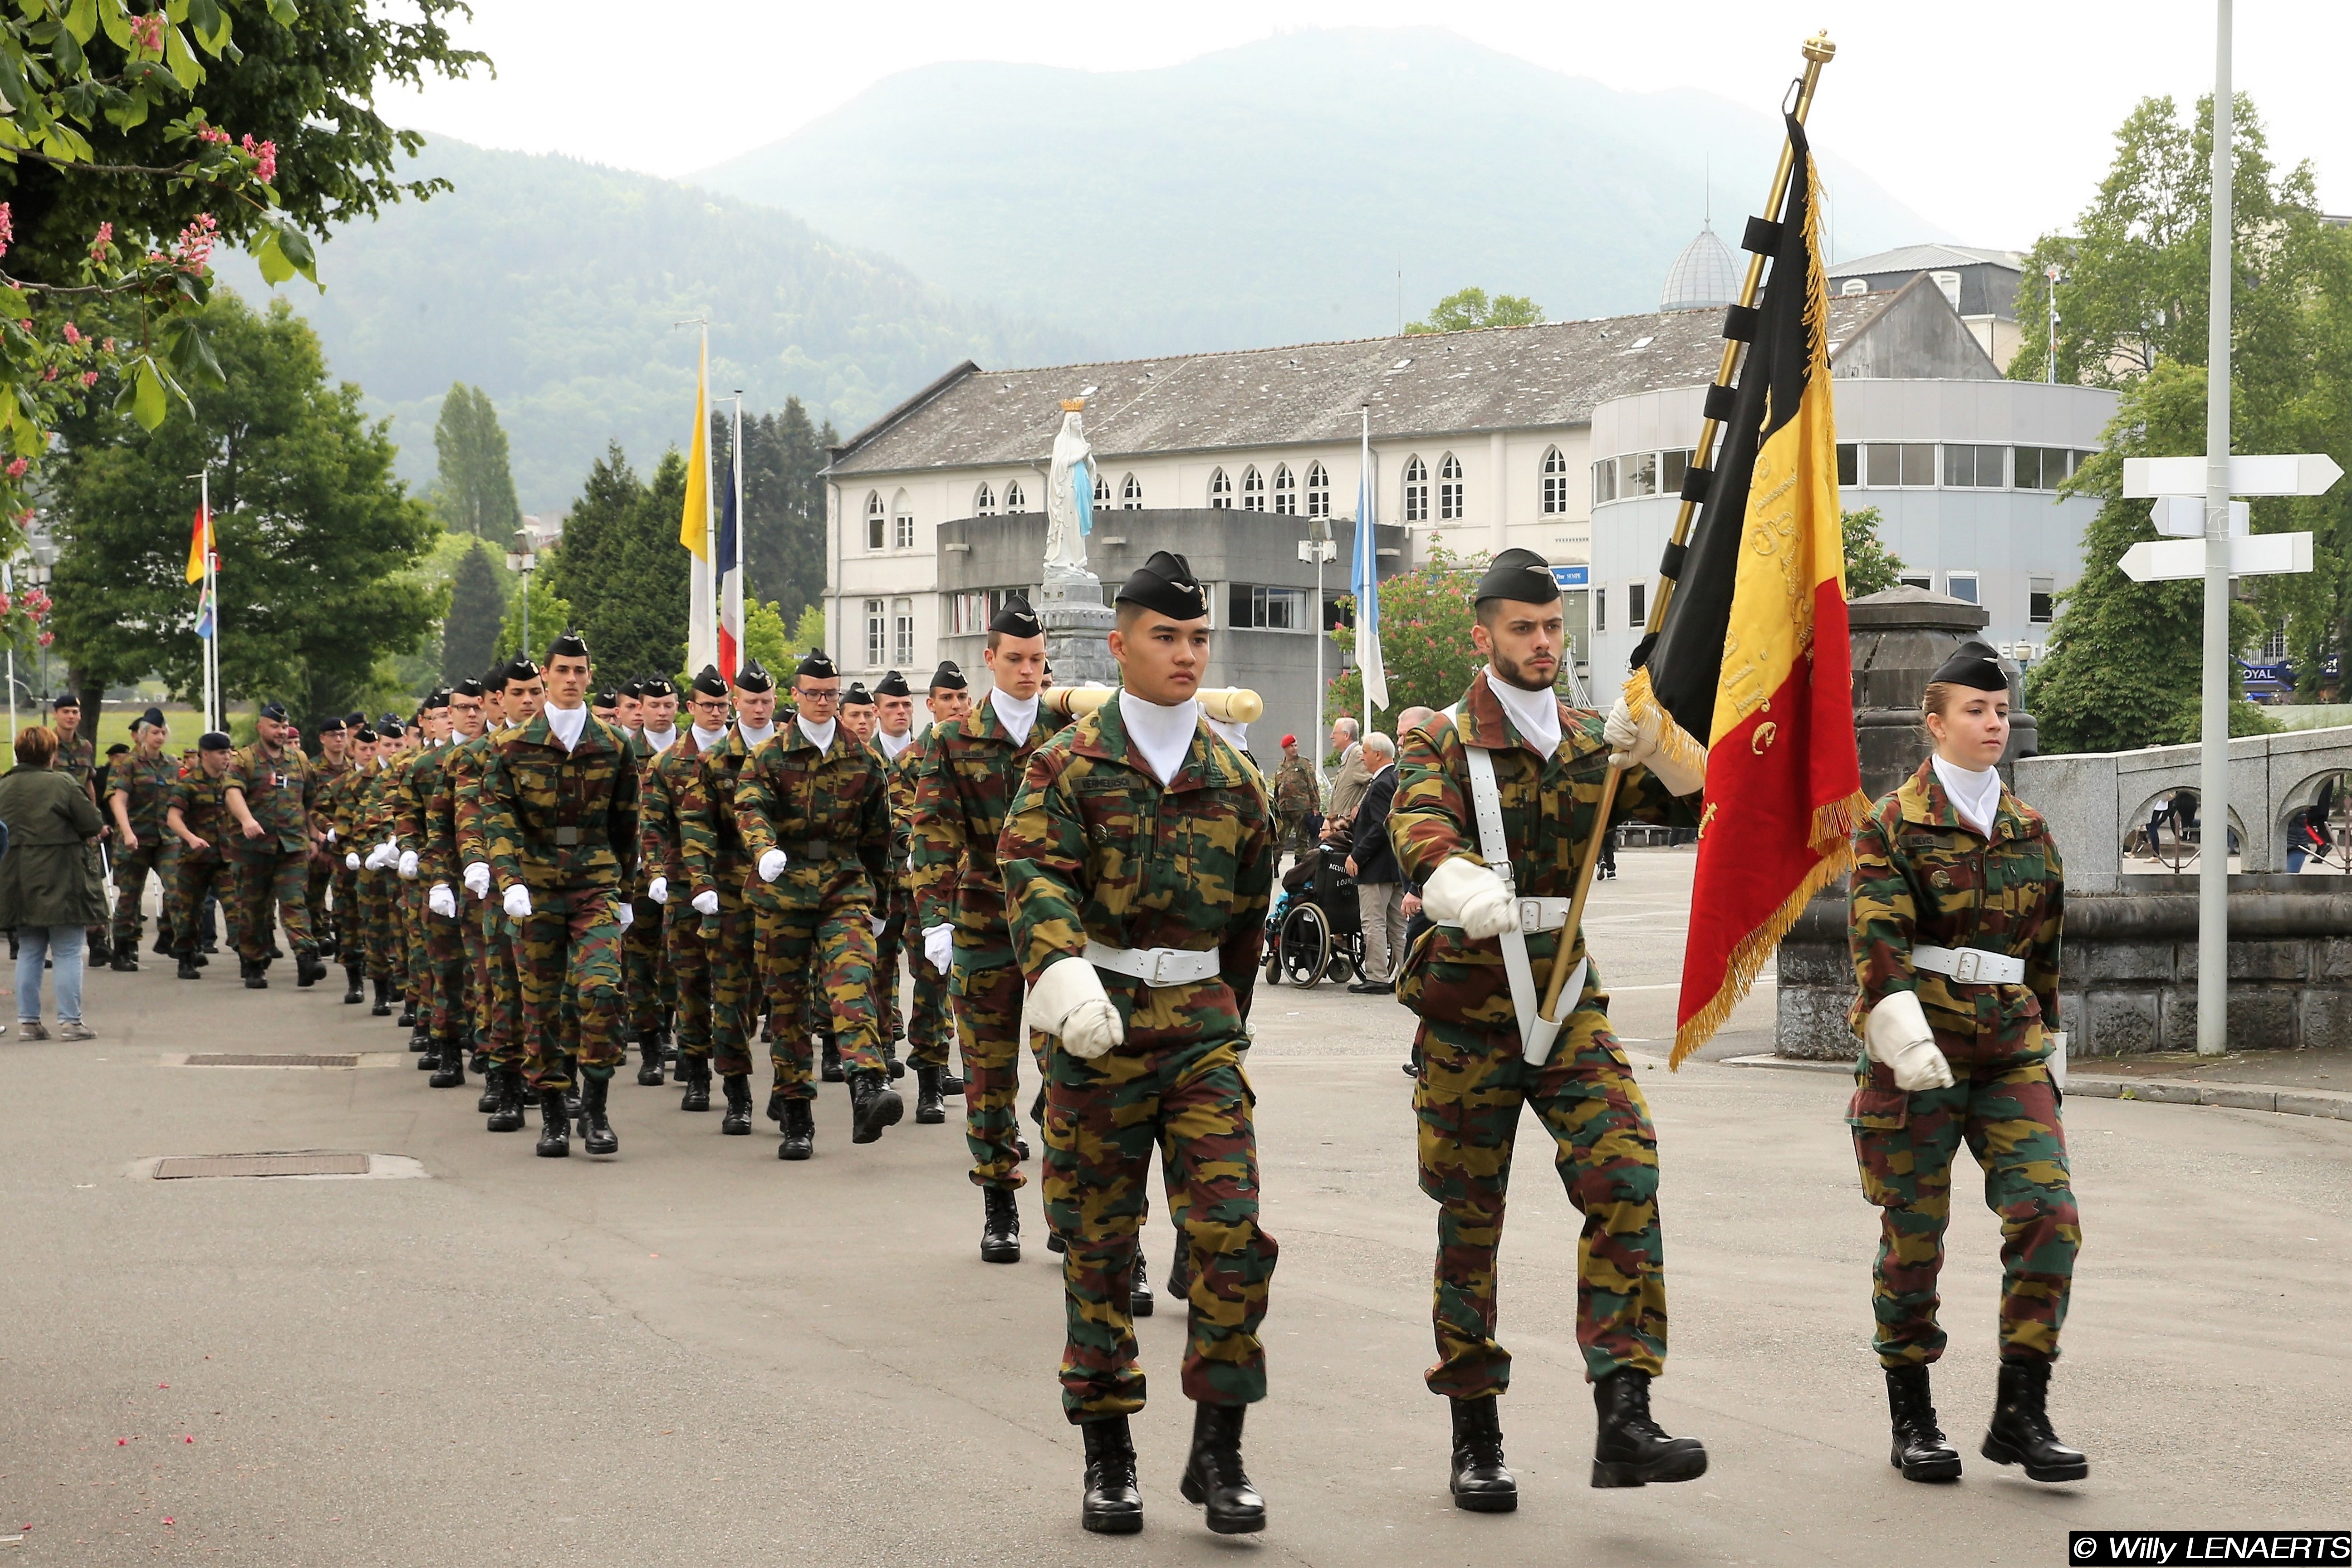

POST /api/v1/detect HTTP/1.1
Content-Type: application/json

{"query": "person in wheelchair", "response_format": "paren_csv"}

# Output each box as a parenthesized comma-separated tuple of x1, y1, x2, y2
(1264, 839, 1363, 988)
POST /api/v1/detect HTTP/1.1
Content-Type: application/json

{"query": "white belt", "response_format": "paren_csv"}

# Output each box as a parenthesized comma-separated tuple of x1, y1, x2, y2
(1913, 945, 2026, 985)
(1084, 939, 1222, 988)
(1437, 897, 1573, 934)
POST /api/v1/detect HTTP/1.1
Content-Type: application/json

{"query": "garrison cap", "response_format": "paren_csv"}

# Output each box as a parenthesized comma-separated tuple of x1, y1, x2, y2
(377, 718, 406, 739)
(690, 664, 729, 700)
(929, 660, 967, 693)
(198, 730, 233, 752)
(620, 678, 645, 700)
(451, 677, 484, 699)
(315, 715, 348, 734)
(841, 681, 874, 709)
(546, 629, 589, 661)
(989, 594, 1044, 638)
(733, 657, 775, 694)
(506, 656, 542, 682)
(133, 706, 167, 732)
(794, 647, 836, 681)
(105, 742, 129, 757)
(1474, 547, 1562, 606)
(354, 725, 379, 745)
(258, 700, 290, 721)
(874, 670, 911, 698)
(1115, 549, 1208, 620)
(641, 676, 675, 699)
(421, 688, 451, 711)
(593, 689, 618, 708)
(1928, 639, 2009, 693)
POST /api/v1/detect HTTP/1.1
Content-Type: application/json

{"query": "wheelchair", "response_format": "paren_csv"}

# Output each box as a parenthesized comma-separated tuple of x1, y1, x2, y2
(1264, 842, 1365, 989)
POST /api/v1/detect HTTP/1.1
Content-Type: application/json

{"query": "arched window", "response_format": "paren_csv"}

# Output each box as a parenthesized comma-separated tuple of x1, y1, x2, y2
(1240, 465, 1265, 512)
(1093, 470, 1110, 507)
(1304, 461, 1331, 518)
(1402, 456, 1429, 523)
(865, 490, 886, 551)
(892, 489, 915, 550)
(1272, 462, 1297, 515)
(1438, 454, 1465, 520)
(1540, 446, 1569, 515)
(1004, 478, 1027, 510)
(974, 481, 996, 517)
(1209, 468, 1232, 509)
(1121, 472, 1142, 510)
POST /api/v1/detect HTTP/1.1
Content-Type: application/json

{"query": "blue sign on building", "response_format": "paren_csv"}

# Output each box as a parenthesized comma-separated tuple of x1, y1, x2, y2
(1550, 564, 1590, 590)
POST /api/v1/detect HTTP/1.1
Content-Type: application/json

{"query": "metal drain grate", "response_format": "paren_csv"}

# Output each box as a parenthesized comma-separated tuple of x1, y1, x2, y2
(152, 1152, 372, 1180)
(183, 1053, 359, 1068)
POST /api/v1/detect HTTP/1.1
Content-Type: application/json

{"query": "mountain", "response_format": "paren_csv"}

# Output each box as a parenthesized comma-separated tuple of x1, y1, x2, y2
(212, 139, 1092, 517)
(689, 27, 1951, 358)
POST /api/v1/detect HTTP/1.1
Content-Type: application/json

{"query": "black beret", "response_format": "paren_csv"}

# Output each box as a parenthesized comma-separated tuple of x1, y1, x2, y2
(451, 677, 484, 699)
(199, 730, 233, 752)
(507, 657, 542, 682)
(990, 594, 1044, 638)
(1929, 639, 2009, 693)
(353, 726, 378, 745)
(1475, 547, 1562, 606)
(874, 670, 911, 698)
(50, 692, 78, 709)
(546, 629, 589, 661)
(315, 715, 348, 733)
(105, 742, 129, 756)
(929, 660, 967, 693)
(259, 700, 290, 721)
(133, 706, 167, 731)
(733, 657, 775, 694)
(594, 689, 618, 708)
(378, 718, 406, 739)
(620, 678, 645, 699)
(794, 647, 836, 681)
(343, 710, 365, 725)
(1115, 549, 1208, 620)
(690, 664, 729, 700)
(421, 688, 451, 711)
(640, 676, 675, 699)
(841, 681, 874, 708)
(481, 666, 510, 691)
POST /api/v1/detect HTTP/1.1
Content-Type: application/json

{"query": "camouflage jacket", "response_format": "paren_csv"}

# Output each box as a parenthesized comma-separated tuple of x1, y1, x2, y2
(1848, 758, 2063, 1046)
(227, 740, 315, 857)
(911, 700, 1071, 946)
(309, 759, 352, 842)
(637, 728, 710, 890)
(392, 742, 455, 863)
(436, 733, 497, 882)
(999, 698, 1275, 1033)
(168, 769, 236, 864)
(1389, 669, 1696, 1023)
(478, 710, 641, 894)
(354, 758, 404, 850)
(55, 733, 95, 796)
(733, 719, 895, 911)
(679, 725, 760, 900)
(105, 749, 177, 838)
(1271, 754, 1320, 817)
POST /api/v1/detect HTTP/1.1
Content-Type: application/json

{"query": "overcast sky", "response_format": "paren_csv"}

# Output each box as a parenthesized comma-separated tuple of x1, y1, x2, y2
(385, 1, 2349, 252)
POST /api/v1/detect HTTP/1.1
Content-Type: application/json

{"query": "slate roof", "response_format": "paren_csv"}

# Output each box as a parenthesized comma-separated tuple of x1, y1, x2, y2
(831, 296, 1886, 477)
(1826, 243, 2022, 277)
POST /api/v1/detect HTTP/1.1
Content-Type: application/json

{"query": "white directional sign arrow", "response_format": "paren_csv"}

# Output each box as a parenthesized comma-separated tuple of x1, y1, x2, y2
(2119, 532, 2314, 582)
(2122, 453, 2345, 499)
(2150, 496, 2249, 538)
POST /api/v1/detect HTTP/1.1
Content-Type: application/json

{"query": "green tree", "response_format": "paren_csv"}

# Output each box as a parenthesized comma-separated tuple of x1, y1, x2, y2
(539, 442, 689, 681)
(47, 289, 438, 720)
(790, 603, 825, 658)
(742, 597, 790, 676)
(715, 398, 837, 626)
(431, 382, 521, 538)
(440, 537, 506, 681)
(1323, 536, 1494, 720)
(1842, 506, 1908, 598)
(494, 572, 572, 665)
(1405, 286, 1544, 335)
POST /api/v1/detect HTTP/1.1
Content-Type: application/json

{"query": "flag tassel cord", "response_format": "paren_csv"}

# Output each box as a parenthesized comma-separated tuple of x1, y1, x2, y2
(1538, 31, 1838, 1036)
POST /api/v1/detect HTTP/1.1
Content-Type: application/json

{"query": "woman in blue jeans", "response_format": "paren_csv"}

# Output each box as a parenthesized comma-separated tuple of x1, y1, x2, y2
(0, 724, 107, 1040)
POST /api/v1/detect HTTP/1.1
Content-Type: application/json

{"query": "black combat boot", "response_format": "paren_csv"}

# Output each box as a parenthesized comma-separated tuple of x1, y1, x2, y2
(848, 1069, 902, 1144)
(1885, 1364, 1962, 1481)
(487, 1068, 527, 1133)
(636, 1029, 666, 1087)
(1130, 1250, 1154, 1319)
(778, 1098, 814, 1161)
(176, 954, 202, 980)
(370, 976, 392, 1017)
(938, 1062, 965, 1096)
(679, 1056, 712, 1112)
(429, 1037, 467, 1089)
(470, 1047, 490, 1075)
(1079, 1415, 1144, 1535)
(241, 958, 268, 990)
(577, 1075, 618, 1156)
(477, 1071, 501, 1113)
(1180, 1403, 1265, 1534)
(397, 994, 417, 1028)
(1167, 1233, 1194, 1300)
(1981, 1360, 2087, 1483)
(720, 1074, 753, 1135)
(820, 1035, 844, 1083)
(535, 1086, 570, 1156)
(342, 965, 364, 1004)
(89, 935, 114, 967)
(1447, 1396, 1517, 1512)
(416, 1031, 439, 1068)
(913, 1065, 945, 1124)
(110, 949, 138, 973)
(316, 932, 338, 960)
(152, 929, 174, 958)
(296, 951, 324, 988)
(1591, 1367, 1708, 1487)
(980, 1186, 1020, 1263)
(881, 1037, 905, 1082)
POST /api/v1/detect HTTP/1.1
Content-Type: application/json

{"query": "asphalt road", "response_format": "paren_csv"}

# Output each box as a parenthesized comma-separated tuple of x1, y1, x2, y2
(3, 848, 2347, 1566)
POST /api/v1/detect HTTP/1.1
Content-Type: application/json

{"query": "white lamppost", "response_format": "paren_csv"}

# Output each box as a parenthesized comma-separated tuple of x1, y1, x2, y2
(1300, 513, 1336, 786)
(505, 526, 538, 657)
(2044, 263, 2063, 386)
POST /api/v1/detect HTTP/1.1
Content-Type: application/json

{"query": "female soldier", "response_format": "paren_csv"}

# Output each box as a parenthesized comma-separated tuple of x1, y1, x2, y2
(1847, 640, 2085, 1486)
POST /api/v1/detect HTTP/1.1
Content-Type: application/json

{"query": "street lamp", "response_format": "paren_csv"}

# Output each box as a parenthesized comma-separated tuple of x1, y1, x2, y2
(24, 521, 54, 701)
(1299, 514, 1337, 786)
(504, 526, 538, 657)
(2044, 263, 2063, 385)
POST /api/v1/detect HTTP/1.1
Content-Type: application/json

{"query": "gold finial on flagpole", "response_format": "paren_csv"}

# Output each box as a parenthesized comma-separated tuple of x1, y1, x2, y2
(1802, 32, 1836, 63)
(1061, 397, 1086, 412)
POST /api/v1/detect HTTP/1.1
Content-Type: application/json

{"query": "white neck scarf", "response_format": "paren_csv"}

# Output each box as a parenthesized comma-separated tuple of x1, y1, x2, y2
(690, 723, 727, 751)
(1119, 691, 1199, 787)
(878, 727, 915, 761)
(737, 720, 778, 751)
(545, 703, 588, 754)
(641, 725, 677, 755)
(795, 715, 836, 752)
(1486, 671, 1562, 755)
(991, 688, 1039, 748)
(1932, 755, 2003, 838)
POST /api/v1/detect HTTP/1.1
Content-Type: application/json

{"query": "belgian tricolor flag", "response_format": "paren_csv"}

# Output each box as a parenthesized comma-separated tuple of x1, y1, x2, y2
(1626, 114, 1866, 1068)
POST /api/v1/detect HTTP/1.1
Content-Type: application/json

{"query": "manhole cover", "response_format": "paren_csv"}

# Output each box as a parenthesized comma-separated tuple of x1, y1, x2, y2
(152, 1153, 372, 1180)
(183, 1053, 359, 1068)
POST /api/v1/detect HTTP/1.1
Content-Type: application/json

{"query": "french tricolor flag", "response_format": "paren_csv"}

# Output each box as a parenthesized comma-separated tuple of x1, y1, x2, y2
(717, 412, 743, 680)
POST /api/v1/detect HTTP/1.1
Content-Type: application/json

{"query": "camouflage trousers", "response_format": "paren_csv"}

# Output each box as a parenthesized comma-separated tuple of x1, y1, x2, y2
(172, 853, 240, 958)
(416, 897, 470, 1044)
(402, 879, 432, 1010)
(110, 841, 171, 951)
(234, 848, 316, 963)
(331, 861, 359, 962)
(756, 886, 885, 1098)
(1413, 1004, 1667, 1396)
(664, 902, 713, 1062)
(908, 946, 952, 1071)
(876, 885, 909, 1043)
(306, 853, 333, 951)
(1044, 1024, 1277, 1422)
(624, 893, 668, 1040)
(516, 884, 627, 1090)
(1849, 1050, 2077, 1367)
(954, 947, 1031, 1190)
(359, 869, 403, 985)
(468, 896, 523, 1067)
(704, 883, 760, 1077)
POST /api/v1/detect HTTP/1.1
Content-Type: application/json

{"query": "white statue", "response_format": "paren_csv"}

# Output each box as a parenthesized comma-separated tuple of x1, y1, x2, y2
(1044, 398, 1095, 574)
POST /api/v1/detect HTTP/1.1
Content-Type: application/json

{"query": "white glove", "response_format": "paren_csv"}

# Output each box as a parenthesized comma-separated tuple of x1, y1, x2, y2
(1865, 990, 1955, 1092)
(868, 914, 887, 937)
(923, 922, 953, 975)
(646, 875, 668, 906)
(616, 900, 634, 932)
(501, 884, 532, 921)
(1025, 955, 1124, 1059)
(462, 862, 491, 900)
(2046, 1029, 2068, 1090)
(427, 883, 456, 919)
(343, 850, 361, 871)
(378, 838, 398, 868)
(691, 889, 719, 917)
(1422, 856, 1519, 940)
(1603, 694, 1707, 797)
(363, 842, 390, 871)
(397, 849, 420, 881)
(324, 828, 337, 843)
(758, 848, 787, 882)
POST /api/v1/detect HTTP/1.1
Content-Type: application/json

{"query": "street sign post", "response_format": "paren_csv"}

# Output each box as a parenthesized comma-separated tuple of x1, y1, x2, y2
(2119, 532, 2313, 582)
(2151, 496, 2247, 538)
(2123, 453, 2345, 499)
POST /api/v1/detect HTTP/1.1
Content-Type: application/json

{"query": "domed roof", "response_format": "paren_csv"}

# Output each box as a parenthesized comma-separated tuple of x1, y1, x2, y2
(1661, 225, 1738, 313)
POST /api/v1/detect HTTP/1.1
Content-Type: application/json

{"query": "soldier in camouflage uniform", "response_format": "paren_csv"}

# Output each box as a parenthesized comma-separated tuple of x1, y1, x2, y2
(392, 691, 462, 1064)
(358, 719, 415, 1019)
(103, 708, 177, 968)
(1847, 640, 2083, 1485)
(318, 718, 370, 1003)
(461, 662, 539, 1133)
(1388, 549, 1706, 1512)
(307, 716, 353, 964)
(877, 668, 963, 1103)
(735, 648, 903, 1155)
(642, 667, 726, 1105)
(480, 633, 640, 1158)
(679, 660, 778, 1125)
(164, 732, 242, 978)
(408, 680, 487, 1088)
(1000, 551, 1276, 1539)
(913, 608, 1075, 1262)
(1269, 734, 1319, 859)
(624, 675, 681, 1077)
(225, 701, 326, 990)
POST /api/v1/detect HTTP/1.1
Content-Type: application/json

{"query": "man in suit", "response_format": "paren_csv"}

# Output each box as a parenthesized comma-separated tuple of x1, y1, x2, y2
(1344, 732, 1403, 994)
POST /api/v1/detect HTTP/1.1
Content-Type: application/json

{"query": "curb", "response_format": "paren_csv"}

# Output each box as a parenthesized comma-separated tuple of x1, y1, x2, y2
(1718, 1054, 2352, 1122)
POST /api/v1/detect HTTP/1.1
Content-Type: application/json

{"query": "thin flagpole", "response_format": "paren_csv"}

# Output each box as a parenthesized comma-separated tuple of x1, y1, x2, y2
(703, 325, 717, 665)
(200, 469, 216, 733)
(1360, 405, 1373, 737)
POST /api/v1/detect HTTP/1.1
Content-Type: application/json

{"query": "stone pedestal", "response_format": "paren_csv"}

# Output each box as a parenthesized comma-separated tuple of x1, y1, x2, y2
(1039, 562, 1117, 686)
(1849, 585, 2038, 798)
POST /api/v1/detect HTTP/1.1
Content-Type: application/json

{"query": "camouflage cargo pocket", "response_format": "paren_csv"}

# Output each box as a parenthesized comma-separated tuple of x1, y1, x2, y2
(1845, 1086, 1910, 1131)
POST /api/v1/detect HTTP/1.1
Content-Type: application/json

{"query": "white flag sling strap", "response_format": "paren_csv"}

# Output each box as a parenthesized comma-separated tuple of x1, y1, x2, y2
(1443, 706, 1576, 1065)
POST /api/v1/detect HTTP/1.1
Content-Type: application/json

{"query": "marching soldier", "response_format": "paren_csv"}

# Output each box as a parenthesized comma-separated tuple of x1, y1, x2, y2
(103, 708, 177, 969)
(678, 660, 779, 1129)
(410, 680, 487, 1088)
(320, 720, 369, 1003)
(734, 648, 903, 1156)
(479, 633, 640, 1158)
(165, 732, 243, 978)
(393, 691, 462, 1067)
(901, 665, 969, 1102)
(225, 701, 326, 990)
(307, 716, 353, 962)
(637, 677, 680, 755)
(831, 679, 898, 1082)
(1388, 548, 1706, 1513)
(616, 678, 645, 745)
(1269, 734, 1319, 860)
(624, 675, 681, 1076)
(912, 605, 1072, 1260)
(356, 720, 407, 1016)
(642, 666, 728, 1100)
(1848, 640, 2083, 1485)
(999, 551, 1277, 1538)
(461, 661, 540, 1133)
(873, 669, 960, 1114)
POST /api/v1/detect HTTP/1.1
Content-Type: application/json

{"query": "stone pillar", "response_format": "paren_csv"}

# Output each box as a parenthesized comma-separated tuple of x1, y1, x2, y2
(1039, 561, 1117, 686)
(1848, 585, 2038, 798)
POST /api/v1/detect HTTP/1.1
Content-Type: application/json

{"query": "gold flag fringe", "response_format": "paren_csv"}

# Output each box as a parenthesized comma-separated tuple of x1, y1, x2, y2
(1619, 666, 1707, 777)
(1668, 835, 1855, 1071)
